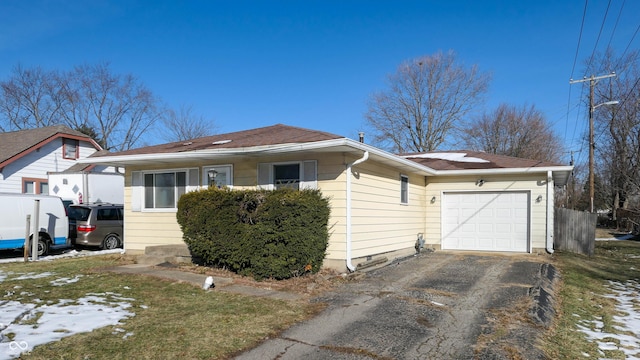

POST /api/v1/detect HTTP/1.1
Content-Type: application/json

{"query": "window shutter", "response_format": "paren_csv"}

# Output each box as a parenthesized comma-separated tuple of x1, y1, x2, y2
(131, 171, 142, 212)
(188, 168, 199, 191)
(301, 160, 317, 189)
(257, 163, 273, 190)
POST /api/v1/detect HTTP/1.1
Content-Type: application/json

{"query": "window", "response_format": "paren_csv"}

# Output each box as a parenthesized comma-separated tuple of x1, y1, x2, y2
(22, 178, 48, 194)
(257, 160, 317, 190)
(400, 175, 409, 204)
(274, 163, 300, 189)
(131, 168, 198, 212)
(97, 208, 120, 221)
(63, 139, 79, 159)
(144, 172, 186, 209)
(203, 165, 232, 189)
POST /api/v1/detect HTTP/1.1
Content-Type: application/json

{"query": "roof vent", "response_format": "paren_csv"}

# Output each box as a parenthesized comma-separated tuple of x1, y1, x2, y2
(212, 140, 232, 145)
(182, 141, 193, 146)
(358, 132, 365, 143)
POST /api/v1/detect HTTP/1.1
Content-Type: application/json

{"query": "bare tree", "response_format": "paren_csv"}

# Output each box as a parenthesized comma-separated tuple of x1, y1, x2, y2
(590, 48, 640, 217)
(0, 63, 162, 151)
(462, 103, 564, 163)
(159, 104, 217, 142)
(365, 50, 491, 153)
(60, 63, 161, 151)
(0, 65, 64, 131)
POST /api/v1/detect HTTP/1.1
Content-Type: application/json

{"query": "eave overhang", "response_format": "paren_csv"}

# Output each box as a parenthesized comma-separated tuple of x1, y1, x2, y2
(78, 138, 573, 185)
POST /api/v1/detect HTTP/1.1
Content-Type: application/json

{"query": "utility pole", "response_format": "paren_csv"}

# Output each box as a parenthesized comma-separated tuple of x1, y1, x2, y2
(569, 73, 617, 213)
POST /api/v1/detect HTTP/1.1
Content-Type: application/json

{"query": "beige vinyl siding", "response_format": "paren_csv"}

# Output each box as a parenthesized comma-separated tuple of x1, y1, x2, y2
(317, 158, 347, 260)
(425, 174, 548, 251)
(347, 160, 426, 260)
(122, 177, 183, 251)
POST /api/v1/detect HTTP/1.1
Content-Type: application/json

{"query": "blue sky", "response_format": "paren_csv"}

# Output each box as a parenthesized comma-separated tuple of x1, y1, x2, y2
(1, 1, 639, 164)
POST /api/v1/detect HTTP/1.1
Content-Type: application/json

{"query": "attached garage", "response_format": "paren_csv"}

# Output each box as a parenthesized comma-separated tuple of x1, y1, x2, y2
(442, 191, 530, 252)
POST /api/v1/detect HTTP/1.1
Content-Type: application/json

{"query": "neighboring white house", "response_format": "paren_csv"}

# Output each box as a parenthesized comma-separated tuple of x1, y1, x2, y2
(0, 126, 120, 200)
(79, 124, 573, 273)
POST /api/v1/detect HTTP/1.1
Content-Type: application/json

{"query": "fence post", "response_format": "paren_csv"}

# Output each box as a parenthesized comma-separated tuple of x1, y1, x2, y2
(23, 214, 31, 263)
(32, 200, 40, 261)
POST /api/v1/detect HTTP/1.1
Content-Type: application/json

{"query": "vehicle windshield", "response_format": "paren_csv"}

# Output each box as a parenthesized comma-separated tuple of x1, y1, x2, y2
(68, 207, 91, 221)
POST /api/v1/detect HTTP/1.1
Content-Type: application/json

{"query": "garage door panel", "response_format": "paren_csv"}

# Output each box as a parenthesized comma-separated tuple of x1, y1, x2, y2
(442, 192, 529, 252)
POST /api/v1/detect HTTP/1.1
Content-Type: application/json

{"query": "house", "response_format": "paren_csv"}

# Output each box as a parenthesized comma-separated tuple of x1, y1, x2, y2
(0, 125, 122, 204)
(79, 124, 573, 272)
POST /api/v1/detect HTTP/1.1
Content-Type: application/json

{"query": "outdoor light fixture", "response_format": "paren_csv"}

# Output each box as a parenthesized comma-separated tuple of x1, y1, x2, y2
(430, 196, 436, 204)
(207, 169, 218, 187)
(475, 179, 485, 186)
(536, 195, 543, 203)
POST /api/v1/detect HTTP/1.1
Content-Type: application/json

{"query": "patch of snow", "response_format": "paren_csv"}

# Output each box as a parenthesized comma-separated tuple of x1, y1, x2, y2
(403, 152, 490, 163)
(0, 249, 125, 264)
(0, 293, 136, 359)
(575, 280, 640, 359)
(595, 234, 635, 241)
(50, 275, 83, 286)
(10, 272, 54, 281)
(430, 301, 444, 306)
(212, 139, 232, 145)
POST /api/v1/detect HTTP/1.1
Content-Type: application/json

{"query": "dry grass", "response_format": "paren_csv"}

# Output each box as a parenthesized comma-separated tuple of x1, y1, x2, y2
(171, 262, 346, 299)
(0, 254, 327, 359)
(542, 240, 640, 359)
(474, 296, 538, 358)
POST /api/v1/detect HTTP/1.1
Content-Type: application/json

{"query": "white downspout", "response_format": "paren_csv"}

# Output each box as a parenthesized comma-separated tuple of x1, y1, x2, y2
(546, 170, 554, 254)
(346, 151, 369, 272)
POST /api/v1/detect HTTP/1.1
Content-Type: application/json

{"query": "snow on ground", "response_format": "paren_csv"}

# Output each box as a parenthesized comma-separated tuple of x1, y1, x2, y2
(0, 269, 139, 359)
(596, 234, 636, 241)
(575, 279, 640, 359)
(0, 249, 125, 264)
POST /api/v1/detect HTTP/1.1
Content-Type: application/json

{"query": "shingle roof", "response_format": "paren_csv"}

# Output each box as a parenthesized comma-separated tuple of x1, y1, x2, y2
(403, 150, 565, 171)
(94, 124, 344, 157)
(0, 125, 98, 166)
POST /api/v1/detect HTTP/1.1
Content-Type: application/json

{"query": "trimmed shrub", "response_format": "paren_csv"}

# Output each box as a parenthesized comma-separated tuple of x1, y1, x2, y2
(177, 188, 330, 280)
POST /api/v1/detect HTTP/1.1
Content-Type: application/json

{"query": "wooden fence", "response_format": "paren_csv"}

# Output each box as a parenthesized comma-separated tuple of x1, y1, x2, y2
(554, 208, 597, 256)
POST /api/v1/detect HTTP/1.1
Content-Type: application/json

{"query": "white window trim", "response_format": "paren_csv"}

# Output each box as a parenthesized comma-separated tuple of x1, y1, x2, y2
(131, 168, 199, 212)
(257, 160, 317, 190)
(202, 164, 233, 189)
(400, 174, 409, 205)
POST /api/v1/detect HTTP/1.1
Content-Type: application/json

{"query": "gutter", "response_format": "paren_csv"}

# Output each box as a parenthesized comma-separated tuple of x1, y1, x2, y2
(346, 151, 369, 272)
(546, 170, 554, 254)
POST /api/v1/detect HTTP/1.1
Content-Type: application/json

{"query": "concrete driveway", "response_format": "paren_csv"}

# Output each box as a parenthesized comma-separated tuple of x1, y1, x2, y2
(235, 251, 558, 360)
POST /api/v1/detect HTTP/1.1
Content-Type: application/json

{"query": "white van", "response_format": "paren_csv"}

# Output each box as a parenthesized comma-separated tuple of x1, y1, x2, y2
(0, 193, 70, 256)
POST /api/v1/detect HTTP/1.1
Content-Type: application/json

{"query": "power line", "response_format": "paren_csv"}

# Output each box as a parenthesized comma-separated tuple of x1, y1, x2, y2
(605, 0, 625, 50)
(570, 0, 589, 79)
(584, 0, 612, 76)
(565, 0, 589, 150)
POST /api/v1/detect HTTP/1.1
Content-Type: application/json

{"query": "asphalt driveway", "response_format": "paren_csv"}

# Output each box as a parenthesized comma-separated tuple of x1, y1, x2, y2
(235, 251, 558, 360)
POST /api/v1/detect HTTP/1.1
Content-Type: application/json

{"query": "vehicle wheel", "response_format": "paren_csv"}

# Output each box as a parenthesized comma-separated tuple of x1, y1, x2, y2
(102, 234, 120, 250)
(37, 235, 49, 257)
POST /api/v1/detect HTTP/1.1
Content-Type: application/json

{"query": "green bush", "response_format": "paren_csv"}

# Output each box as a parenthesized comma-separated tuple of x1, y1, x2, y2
(177, 188, 330, 280)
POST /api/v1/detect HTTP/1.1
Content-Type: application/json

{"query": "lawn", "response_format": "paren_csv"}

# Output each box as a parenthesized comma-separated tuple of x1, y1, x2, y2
(0, 254, 321, 359)
(544, 238, 640, 359)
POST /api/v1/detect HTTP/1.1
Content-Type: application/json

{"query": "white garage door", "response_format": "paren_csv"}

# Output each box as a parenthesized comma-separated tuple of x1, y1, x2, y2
(442, 192, 529, 252)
